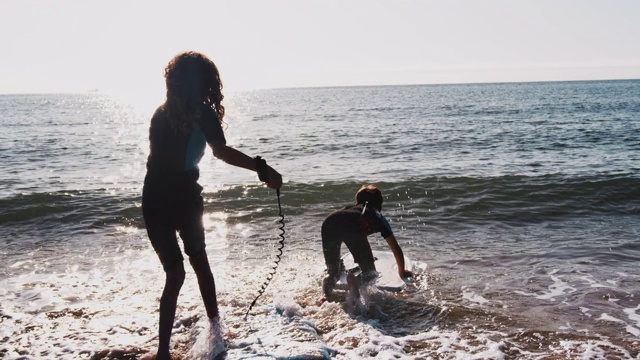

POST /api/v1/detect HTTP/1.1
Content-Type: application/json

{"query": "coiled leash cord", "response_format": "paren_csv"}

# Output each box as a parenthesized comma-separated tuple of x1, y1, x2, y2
(244, 157, 286, 320)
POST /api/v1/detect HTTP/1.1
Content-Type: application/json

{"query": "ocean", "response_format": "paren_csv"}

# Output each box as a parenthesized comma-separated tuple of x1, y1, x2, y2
(1, 79, 639, 359)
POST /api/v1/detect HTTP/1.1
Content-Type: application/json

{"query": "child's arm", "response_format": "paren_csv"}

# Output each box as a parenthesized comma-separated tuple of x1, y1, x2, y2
(384, 235, 414, 278)
(211, 143, 282, 189)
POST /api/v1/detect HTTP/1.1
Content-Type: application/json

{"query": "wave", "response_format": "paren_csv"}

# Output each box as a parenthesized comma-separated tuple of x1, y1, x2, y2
(2, 174, 638, 235)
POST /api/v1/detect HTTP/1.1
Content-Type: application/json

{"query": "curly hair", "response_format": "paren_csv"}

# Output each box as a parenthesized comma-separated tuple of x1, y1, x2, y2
(164, 51, 225, 133)
(355, 184, 384, 211)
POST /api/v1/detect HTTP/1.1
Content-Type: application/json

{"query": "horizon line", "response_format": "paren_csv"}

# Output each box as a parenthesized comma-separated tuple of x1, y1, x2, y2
(0, 77, 638, 96)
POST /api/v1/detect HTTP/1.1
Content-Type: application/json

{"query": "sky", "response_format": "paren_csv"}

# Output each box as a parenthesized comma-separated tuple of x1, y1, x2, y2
(1, 0, 639, 97)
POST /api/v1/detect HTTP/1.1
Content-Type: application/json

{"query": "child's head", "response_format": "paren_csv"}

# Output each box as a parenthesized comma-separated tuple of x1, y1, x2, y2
(355, 184, 383, 211)
(164, 51, 225, 122)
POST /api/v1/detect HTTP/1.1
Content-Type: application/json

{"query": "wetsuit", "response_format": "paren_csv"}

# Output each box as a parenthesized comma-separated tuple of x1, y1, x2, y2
(321, 204, 394, 280)
(142, 104, 226, 271)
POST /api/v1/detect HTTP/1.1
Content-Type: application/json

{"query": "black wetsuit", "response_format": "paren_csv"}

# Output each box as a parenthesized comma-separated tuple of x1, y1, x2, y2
(142, 104, 226, 271)
(321, 204, 394, 279)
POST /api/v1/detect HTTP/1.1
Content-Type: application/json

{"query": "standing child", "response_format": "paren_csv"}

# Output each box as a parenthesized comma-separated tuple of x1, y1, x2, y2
(142, 51, 282, 359)
(321, 184, 413, 301)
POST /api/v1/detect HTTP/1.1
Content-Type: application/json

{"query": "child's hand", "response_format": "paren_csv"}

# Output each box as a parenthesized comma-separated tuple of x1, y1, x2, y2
(400, 269, 414, 279)
(264, 166, 283, 189)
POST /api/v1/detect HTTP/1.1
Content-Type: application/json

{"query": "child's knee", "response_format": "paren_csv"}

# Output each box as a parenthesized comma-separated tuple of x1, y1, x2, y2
(166, 263, 186, 285)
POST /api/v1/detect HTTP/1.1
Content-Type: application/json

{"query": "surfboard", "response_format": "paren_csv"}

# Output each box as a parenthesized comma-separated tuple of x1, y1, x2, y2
(335, 250, 412, 292)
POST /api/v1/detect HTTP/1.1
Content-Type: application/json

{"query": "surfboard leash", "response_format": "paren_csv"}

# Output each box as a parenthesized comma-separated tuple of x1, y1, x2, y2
(244, 159, 285, 319)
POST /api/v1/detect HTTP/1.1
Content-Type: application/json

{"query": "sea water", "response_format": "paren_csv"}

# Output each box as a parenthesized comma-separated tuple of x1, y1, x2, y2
(1, 80, 639, 359)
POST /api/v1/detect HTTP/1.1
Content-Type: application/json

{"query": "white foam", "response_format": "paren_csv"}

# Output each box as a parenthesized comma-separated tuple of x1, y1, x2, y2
(2, 225, 638, 359)
(188, 316, 226, 360)
(623, 304, 640, 326)
(557, 339, 635, 360)
(514, 271, 576, 301)
(9, 259, 33, 268)
(598, 313, 625, 323)
(578, 274, 611, 288)
(462, 286, 489, 305)
(579, 307, 592, 317)
(622, 304, 640, 336)
(625, 325, 640, 337)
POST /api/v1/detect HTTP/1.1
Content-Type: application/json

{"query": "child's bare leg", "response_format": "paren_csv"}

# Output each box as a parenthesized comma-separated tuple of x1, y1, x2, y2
(157, 263, 186, 359)
(346, 272, 361, 299)
(322, 262, 341, 300)
(189, 250, 218, 319)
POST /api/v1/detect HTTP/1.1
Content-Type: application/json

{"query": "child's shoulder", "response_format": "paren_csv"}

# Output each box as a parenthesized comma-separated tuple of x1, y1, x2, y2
(326, 204, 358, 217)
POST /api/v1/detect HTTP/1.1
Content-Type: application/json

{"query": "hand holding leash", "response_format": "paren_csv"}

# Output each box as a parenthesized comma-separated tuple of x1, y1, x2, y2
(255, 156, 282, 189)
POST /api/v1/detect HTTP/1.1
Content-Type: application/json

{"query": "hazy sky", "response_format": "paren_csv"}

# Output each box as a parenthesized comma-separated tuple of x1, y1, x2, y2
(1, 0, 639, 96)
